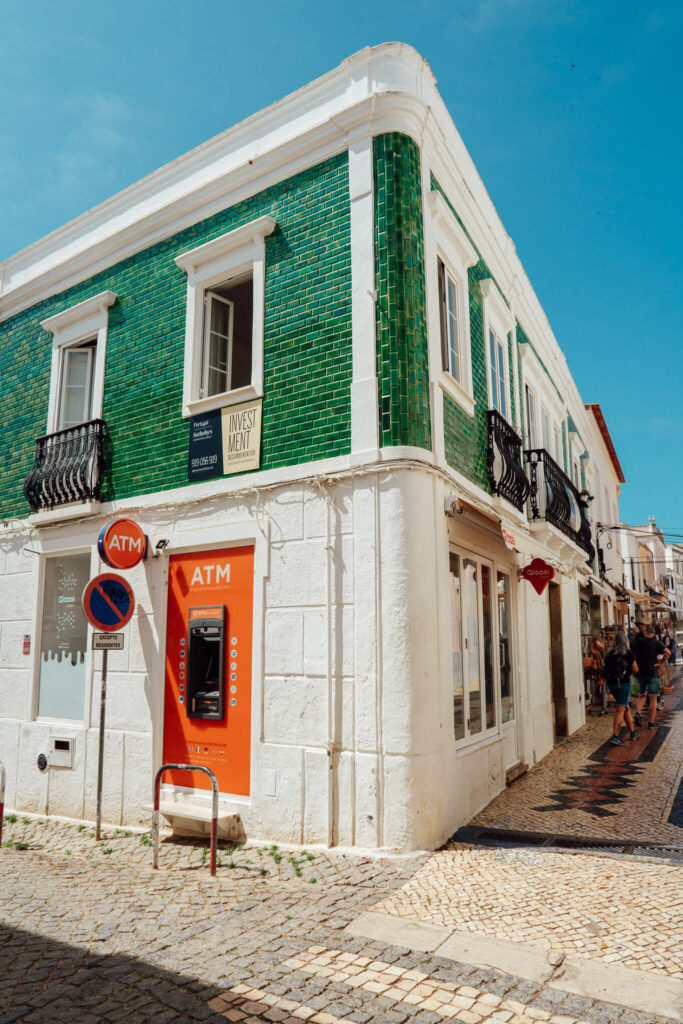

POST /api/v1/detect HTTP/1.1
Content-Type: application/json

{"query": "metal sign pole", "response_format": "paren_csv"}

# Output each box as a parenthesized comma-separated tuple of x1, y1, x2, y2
(95, 648, 108, 842)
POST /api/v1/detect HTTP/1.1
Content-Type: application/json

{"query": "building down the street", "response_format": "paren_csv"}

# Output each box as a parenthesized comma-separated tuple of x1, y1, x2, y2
(0, 44, 630, 851)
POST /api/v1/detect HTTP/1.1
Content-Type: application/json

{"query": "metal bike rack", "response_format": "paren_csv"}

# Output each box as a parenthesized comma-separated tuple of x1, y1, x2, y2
(0, 761, 5, 849)
(152, 763, 219, 876)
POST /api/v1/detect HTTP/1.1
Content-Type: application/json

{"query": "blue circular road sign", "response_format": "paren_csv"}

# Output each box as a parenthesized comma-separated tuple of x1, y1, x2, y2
(82, 573, 135, 632)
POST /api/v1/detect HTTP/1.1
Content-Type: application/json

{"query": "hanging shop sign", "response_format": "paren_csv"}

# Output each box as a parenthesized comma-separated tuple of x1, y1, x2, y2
(188, 398, 262, 482)
(82, 573, 135, 632)
(98, 519, 148, 570)
(522, 558, 555, 596)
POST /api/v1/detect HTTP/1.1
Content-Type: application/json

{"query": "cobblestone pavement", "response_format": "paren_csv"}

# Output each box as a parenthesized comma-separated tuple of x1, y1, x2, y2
(1, 817, 673, 1024)
(374, 845, 683, 977)
(471, 668, 683, 845)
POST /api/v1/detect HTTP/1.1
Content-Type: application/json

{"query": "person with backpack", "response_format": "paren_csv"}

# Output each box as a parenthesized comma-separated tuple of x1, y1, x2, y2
(603, 629, 640, 746)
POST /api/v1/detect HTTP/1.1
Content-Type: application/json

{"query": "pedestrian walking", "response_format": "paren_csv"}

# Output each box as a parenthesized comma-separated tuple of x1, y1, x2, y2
(632, 624, 670, 729)
(603, 630, 639, 746)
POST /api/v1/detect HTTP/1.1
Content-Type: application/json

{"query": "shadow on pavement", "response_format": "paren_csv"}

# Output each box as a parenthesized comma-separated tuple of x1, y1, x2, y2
(0, 920, 230, 1024)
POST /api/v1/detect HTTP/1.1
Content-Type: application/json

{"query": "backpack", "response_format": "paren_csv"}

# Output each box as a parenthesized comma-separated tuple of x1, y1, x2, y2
(604, 651, 629, 684)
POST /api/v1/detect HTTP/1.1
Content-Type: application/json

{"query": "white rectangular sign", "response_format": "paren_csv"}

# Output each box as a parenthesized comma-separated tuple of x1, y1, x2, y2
(92, 633, 125, 651)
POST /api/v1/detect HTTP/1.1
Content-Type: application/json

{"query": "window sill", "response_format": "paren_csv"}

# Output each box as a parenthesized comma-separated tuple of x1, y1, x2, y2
(29, 500, 101, 526)
(438, 372, 475, 417)
(183, 384, 261, 420)
(455, 729, 505, 758)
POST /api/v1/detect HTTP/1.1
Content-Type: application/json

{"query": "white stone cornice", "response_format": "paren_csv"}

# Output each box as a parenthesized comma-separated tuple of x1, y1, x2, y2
(479, 279, 514, 334)
(40, 290, 117, 335)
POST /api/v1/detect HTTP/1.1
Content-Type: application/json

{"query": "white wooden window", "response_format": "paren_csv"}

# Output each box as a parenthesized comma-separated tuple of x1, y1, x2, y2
(426, 191, 478, 416)
(175, 216, 276, 418)
(438, 260, 464, 385)
(59, 341, 96, 429)
(554, 425, 563, 466)
(489, 328, 508, 418)
(480, 279, 513, 424)
(41, 291, 116, 434)
(525, 384, 537, 447)
(541, 405, 551, 452)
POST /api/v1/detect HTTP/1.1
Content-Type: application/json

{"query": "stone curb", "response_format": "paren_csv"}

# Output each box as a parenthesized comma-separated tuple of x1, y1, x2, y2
(345, 911, 683, 1023)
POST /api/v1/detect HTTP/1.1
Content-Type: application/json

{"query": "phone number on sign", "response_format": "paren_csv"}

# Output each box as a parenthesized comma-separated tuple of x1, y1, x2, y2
(191, 454, 218, 469)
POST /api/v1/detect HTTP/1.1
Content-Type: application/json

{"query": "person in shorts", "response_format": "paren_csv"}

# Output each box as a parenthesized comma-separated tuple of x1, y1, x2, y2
(632, 624, 670, 729)
(603, 630, 639, 745)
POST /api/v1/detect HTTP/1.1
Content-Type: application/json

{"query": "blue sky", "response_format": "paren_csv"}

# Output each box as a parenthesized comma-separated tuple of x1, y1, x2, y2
(1, 0, 681, 533)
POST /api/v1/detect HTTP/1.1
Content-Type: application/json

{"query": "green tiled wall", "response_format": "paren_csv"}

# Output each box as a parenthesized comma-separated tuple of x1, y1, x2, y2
(0, 154, 352, 520)
(374, 133, 432, 451)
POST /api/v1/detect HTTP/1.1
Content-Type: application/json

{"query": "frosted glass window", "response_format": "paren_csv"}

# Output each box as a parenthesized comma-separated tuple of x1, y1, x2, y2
(38, 554, 90, 719)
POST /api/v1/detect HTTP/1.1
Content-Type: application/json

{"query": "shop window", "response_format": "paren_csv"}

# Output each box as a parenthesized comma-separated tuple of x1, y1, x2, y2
(450, 548, 512, 746)
(37, 553, 91, 720)
(175, 215, 276, 419)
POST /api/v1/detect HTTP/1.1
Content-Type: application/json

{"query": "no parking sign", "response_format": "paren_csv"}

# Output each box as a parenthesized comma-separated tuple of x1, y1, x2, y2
(82, 573, 135, 632)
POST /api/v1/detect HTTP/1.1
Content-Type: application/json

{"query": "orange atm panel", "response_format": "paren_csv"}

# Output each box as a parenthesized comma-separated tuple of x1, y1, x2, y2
(163, 546, 254, 795)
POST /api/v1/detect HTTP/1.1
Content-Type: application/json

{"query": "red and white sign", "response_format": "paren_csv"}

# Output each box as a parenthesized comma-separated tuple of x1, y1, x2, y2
(23, 634, 31, 655)
(522, 557, 555, 595)
(98, 518, 148, 570)
(83, 573, 135, 632)
(501, 525, 517, 551)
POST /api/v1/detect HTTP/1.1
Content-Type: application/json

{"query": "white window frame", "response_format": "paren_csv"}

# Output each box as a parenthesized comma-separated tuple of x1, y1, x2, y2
(449, 542, 517, 753)
(525, 383, 538, 448)
(175, 215, 276, 419)
(480, 278, 514, 423)
(426, 191, 478, 416)
(541, 404, 551, 452)
(41, 291, 117, 434)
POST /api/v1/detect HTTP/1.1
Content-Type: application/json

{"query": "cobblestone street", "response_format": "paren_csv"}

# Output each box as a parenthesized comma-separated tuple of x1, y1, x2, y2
(470, 668, 683, 845)
(1, 805, 680, 1024)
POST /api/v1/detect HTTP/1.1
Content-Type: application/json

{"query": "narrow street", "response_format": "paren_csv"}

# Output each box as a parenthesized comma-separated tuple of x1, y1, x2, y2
(1, 671, 680, 1024)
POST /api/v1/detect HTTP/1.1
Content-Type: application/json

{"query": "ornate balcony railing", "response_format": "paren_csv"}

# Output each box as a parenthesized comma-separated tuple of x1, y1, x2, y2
(486, 409, 530, 512)
(24, 419, 107, 512)
(524, 448, 595, 560)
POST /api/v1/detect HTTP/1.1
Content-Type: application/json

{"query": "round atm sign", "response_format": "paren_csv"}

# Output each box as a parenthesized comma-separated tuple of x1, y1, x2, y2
(98, 518, 148, 570)
(83, 573, 135, 632)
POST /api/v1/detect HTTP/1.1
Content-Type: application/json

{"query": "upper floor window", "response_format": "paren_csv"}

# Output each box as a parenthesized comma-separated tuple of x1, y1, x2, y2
(40, 291, 117, 434)
(554, 425, 563, 467)
(541, 405, 551, 452)
(489, 327, 508, 418)
(480, 279, 513, 423)
(525, 384, 537, 447)
(426, 191, 478, 416)
(175, 215, 276, 419)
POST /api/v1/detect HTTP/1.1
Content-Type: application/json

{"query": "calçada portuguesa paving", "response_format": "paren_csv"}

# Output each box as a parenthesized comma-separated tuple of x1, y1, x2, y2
(1, 673, 681, 1024)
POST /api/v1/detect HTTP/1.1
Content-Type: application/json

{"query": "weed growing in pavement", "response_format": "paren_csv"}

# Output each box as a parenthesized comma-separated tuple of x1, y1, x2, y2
(77, 824, 85, 832)
(259, 867, 268, 876)
(102, 848, 113, 856)
(288, 855, 303, 878)
(88, 832, 95, 839)
(5, 813, 17, 824)
(14, 842, 29, 851)
(65, 850, 71, 855)
(200, 847, 208, 865)
(139, 833, 152, 847)
(309, 877, 317, 883)
(22, 817, 30, 825)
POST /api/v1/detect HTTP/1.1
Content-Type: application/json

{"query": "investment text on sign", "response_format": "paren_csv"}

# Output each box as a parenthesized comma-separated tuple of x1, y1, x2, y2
(188, 399, 262, 481)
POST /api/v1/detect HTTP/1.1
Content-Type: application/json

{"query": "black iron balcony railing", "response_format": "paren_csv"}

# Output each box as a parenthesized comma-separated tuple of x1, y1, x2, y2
(486, 409, 530, 512)
(524, 448, 595, 560)
(24, 419, 106, 512)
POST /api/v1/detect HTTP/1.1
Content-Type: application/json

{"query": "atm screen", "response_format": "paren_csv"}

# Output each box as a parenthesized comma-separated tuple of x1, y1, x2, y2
(187, 607, 225, 720)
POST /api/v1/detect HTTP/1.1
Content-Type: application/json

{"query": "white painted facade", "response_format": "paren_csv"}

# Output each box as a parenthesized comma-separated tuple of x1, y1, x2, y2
(0, 44, 625, 851)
